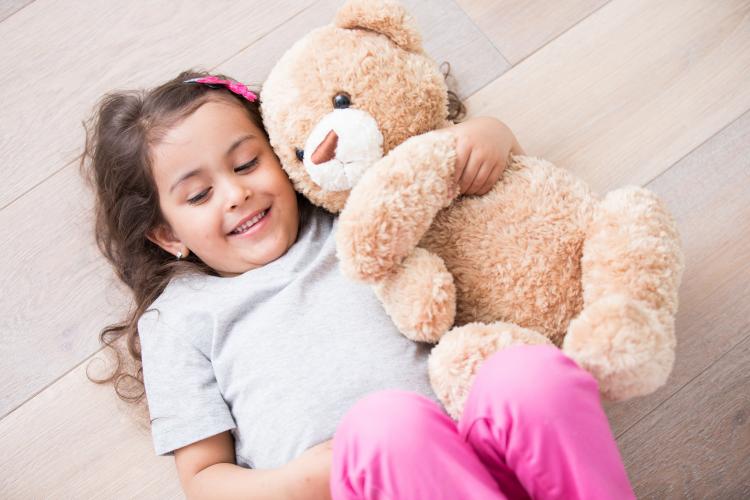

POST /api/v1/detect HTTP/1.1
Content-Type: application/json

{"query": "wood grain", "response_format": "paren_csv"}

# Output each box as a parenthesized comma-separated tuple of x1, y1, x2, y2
(456, 0, 610, 65)
(464, 0, 750, 194)
(0, 165, 132, 417)
(618, 334, 750, 498)
(0, 348, 182, 499)
(0, 0, 32, 23)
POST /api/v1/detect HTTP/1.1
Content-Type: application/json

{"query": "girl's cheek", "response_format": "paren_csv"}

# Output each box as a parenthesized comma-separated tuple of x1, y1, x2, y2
(186, 210, 219, 239)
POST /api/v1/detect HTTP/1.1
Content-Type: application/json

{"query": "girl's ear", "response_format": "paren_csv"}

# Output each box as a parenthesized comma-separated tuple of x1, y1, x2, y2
(146, 224, 188, 258)
(334, 0, 423, 53)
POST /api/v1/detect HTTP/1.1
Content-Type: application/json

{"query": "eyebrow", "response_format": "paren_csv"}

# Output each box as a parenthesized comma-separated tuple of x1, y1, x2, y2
(169, 134, 256, 194)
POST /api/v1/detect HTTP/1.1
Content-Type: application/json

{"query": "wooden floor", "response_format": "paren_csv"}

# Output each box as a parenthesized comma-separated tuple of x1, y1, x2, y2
(1, 0, 748, 497)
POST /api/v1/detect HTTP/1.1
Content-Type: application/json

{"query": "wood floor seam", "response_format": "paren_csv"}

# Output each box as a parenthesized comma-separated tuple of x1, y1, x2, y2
(490, 0, 614, 70)
(644, 106, 750, 190)
(615, 329, 750, 440)
(0, 344, 107, 421)
(0, 0, 35, 24)
(0, 158, 73, 212)
(448, 0, 510, 67)
(210, 1, 317, 77)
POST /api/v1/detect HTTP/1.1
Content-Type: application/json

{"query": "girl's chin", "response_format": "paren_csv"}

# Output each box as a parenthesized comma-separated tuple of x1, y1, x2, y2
(237, 237, 290, 266)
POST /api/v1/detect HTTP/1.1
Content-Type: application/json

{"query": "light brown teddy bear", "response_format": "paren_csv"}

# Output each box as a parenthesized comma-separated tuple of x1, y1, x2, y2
(260, 0, 685, 419)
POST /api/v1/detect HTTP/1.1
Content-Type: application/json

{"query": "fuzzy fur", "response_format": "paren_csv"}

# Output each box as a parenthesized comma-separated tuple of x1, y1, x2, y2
(429, 322, 552, 420)
(260, 0, 685, 419)
(373, 247, 456, 343)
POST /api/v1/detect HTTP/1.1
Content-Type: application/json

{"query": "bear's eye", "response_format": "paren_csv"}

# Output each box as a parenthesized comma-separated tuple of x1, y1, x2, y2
(295, 148, 304, 162)
(333, 92, 351, 109)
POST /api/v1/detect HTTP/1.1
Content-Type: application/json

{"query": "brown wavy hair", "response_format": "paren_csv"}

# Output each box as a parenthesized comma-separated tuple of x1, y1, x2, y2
(80, 65, 464, 419)
(441, 62, 467, 123)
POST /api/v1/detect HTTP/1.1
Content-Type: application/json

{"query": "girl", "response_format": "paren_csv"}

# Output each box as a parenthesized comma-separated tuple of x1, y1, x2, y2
(81, 70, 635, 499)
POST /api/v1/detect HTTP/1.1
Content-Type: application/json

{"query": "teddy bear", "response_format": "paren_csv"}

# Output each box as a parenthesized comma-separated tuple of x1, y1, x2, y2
(259, 0, 685, 419)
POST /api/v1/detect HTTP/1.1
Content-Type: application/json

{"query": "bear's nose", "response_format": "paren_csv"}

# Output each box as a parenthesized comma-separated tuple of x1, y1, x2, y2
(310, 130, 338, 164)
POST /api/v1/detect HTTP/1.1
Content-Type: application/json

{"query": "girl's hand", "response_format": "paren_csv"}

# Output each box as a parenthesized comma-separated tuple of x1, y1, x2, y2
(449, 116, 526, 196)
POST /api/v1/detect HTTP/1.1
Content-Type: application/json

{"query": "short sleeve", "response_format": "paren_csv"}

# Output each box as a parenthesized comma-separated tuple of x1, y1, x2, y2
(138, 308, 236, 456)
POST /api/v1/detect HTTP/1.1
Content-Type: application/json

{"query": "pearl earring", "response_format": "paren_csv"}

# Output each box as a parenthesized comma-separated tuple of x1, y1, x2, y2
(176, 251, 182, 260)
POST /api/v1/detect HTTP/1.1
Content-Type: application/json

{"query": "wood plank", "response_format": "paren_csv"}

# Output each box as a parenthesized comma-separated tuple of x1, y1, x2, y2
(0, 166, 132, 417)
(218, 0, 510, 99)
(456, 0, 610, 65)
(605, 108, 750, 436)
(0, 348, 182, 498)
(0, 0, 32, 23)
(617, 334, 750, 498)
(0, 0, 315, 209)
(463, 0, 750, 194)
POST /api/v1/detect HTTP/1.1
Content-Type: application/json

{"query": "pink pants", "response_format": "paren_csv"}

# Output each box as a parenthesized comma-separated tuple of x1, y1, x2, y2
(330, 344, 636, 499)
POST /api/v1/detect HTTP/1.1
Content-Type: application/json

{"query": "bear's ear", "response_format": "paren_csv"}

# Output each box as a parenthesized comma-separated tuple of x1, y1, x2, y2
(334, 0, 423, 52)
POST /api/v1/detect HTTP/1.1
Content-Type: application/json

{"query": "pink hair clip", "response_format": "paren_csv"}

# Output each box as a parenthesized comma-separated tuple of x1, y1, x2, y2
(184, 75, 258, 102)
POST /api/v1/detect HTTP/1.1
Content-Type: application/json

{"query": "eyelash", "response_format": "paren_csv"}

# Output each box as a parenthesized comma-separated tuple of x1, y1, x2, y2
(187, 158, 258, 205)
(235, 158, 258, 173)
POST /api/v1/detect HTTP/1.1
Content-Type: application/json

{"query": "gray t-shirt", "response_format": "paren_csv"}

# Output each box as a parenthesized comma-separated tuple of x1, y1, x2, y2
(139, 207, 439, 469)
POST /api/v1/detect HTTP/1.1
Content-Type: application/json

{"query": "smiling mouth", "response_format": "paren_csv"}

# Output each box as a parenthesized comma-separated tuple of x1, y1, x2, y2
(229, 207, 271, 235)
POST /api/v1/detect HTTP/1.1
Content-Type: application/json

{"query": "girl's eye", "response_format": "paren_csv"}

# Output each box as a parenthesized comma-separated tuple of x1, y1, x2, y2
(187, 188, 210, 205)
(234, 158, 258, 172)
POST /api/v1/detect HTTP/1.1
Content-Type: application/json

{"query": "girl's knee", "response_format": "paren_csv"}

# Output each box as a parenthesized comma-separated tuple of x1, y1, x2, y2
(471, 344, 599, 415)
(336, 389, 441, 451)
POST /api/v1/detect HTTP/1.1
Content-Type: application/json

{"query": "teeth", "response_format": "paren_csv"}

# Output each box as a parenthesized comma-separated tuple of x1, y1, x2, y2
(232, 210, 266, 234)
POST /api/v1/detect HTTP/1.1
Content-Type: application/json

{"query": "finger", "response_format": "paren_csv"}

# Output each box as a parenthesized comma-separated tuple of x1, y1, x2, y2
(467, 161, 494, 195)
(459, 165, 480, 195)
(453, 131, 473, 182)
(459, 149, 484, 194)
(477, 163, 505, 195)
(454, 141, 471, 184)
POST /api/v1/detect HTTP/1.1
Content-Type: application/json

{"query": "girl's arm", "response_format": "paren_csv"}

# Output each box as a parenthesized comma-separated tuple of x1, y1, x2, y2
(449, 116, 526, 196)
(175, 431, 333, 500)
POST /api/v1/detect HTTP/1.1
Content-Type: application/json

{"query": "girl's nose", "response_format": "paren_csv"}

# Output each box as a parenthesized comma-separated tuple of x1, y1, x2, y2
(225, 179, 253, 210)
(229, 195, 249, 210)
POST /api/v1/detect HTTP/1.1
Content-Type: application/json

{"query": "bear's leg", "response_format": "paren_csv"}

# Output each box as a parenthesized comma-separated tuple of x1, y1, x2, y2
(562, 186, 684, 401)
(428, 321, 552, 420)
(373, 247, 457, 343)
